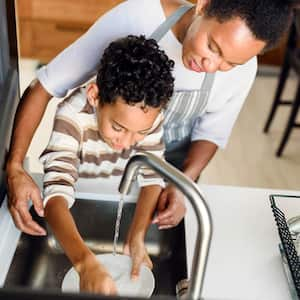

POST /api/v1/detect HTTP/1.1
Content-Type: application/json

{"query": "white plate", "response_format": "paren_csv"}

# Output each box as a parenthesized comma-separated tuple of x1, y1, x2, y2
(61, 253, 155, 298)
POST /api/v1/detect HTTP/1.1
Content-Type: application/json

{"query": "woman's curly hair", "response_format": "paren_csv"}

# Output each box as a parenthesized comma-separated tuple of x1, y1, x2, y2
(96, 35, 174, 109)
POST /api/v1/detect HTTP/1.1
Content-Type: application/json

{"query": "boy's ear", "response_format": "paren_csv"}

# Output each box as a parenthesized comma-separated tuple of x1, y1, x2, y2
(86, 83, 100, 107)
(195, 0, 210, 15)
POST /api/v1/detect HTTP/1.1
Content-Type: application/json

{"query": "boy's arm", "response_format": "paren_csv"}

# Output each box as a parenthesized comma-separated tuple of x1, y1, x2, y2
(124, 185, 162, 279)
(45, 196, 117, 295)
(45, 196, 92, 266)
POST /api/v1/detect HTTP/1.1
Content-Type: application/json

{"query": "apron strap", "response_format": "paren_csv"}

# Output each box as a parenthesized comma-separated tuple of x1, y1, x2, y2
(150, 5, 193, 42)
(151, 4, 216, 149)
(150, 4, 215, 91)
(201, 72, 215, 93)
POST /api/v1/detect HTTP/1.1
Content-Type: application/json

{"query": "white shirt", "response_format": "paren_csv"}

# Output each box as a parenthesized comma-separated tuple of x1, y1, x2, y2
(37, 0, 257, 149)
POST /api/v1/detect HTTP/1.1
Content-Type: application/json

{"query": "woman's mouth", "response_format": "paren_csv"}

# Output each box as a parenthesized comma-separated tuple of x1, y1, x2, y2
(188, 58, 204, 73)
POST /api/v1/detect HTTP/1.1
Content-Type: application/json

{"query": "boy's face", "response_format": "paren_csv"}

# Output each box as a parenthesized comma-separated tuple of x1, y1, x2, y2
(87, 83, 161, 151)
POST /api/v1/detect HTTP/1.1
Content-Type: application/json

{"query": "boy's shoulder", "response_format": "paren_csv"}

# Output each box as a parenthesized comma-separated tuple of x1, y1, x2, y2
(57, 86, 90, 115)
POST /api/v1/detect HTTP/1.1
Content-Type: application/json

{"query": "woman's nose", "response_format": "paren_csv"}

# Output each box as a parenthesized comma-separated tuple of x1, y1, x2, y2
(202, 55, 222, 73)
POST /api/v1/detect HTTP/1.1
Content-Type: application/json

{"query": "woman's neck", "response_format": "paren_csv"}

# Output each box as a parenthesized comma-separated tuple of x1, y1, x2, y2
(160, 0, 196, 44)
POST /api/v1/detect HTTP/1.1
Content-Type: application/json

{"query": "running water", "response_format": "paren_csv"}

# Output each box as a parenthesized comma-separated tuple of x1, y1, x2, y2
(113, 193, 125, 255)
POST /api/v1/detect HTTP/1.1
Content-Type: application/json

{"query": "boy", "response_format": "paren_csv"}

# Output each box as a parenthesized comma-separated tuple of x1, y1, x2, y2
(40, 35, 174, 295)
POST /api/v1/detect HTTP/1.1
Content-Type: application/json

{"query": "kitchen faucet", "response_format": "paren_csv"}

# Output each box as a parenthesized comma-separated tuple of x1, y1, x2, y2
(119, 152, 213, 300)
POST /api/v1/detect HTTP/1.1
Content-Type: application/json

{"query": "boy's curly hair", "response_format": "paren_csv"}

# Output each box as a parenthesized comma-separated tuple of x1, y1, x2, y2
(96, 35, 174, 109)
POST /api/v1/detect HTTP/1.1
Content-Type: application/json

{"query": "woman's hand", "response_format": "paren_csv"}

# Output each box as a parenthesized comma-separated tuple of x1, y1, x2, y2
(123, 235, 153, 280)
(153, 184, 186, 229)
(77, 253, 117, 295)
(6, 162, 46, 235)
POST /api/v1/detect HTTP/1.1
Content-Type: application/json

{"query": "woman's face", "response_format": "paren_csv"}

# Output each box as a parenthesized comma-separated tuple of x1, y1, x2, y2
(182, 15, 266, 73)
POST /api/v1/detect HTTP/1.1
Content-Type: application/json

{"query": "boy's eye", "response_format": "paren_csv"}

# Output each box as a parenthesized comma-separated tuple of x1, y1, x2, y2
(112, 124, 122, 132)
(137, 131, 148, 136)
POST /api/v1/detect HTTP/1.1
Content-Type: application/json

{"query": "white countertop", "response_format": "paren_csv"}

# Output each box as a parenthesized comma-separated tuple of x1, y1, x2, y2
(1, 173, 300, 299)
(190, 185, 300, 300)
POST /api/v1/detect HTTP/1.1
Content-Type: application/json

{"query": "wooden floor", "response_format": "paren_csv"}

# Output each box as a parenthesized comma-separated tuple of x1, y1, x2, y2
(20, 59, 300, 191)
(200, 74, 300, 190)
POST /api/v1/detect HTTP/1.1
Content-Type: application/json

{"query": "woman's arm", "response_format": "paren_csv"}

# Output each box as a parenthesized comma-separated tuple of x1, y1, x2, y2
(7, 80, 52, 167)
(154, 140, 217, 229)
(45, 196, 117, 294)
(183, 140, 218, 181)
(124, 185, 162, 279)
(6, 80, 52, 235)
(6, 0, 143, 235)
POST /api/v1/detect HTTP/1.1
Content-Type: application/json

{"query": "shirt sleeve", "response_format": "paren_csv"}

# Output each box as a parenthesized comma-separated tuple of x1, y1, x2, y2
(39, 100, 82, 208)
(191, 58, 257, 149)
(133, 113, 166, 188)
(36, 0, 142, 98)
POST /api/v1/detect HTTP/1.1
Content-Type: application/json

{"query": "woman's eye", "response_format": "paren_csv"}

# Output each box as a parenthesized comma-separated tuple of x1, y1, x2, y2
(208, 40, 220, 55)
(208, 42, 215, 52)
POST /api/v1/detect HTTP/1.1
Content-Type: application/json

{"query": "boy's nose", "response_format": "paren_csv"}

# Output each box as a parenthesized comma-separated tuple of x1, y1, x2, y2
(121, 132, 135, 149)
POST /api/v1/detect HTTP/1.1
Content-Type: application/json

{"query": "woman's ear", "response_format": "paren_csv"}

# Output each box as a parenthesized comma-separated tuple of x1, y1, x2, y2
(86, 83, 100, 108)
(195, 0, 210, 15)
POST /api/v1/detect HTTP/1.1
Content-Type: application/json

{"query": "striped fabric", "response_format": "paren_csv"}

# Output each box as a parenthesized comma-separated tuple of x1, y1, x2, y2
(40, 87, 165, 207)
(149, 4, 213, 145)
(163, 89, 209, 144)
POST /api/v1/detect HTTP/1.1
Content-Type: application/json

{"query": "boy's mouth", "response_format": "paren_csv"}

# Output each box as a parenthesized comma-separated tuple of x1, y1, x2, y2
(101, 135, 123, 151)
(112, 143, 124, 151)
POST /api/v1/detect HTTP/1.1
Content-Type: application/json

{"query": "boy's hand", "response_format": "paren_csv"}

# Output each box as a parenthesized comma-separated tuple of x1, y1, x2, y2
(6, 162, 46, 236)
(123, 237, 153, 281)
(77, 254, 117, 295)
(153, 184, 186, 229)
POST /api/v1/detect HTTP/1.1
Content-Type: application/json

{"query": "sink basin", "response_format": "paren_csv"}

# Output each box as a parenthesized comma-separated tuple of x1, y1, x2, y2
(4, 198, 187, 298)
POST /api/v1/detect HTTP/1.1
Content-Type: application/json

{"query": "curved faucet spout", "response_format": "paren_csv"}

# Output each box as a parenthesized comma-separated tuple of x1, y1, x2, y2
(119, 152, 212, 300)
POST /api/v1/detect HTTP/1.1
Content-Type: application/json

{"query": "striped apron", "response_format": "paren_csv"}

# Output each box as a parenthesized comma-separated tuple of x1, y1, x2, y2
(150, 5, 215, 169)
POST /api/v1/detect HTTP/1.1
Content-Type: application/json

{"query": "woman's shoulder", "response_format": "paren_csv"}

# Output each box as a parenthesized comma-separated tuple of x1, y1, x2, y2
(216, 57, 257, 82)
(160, 0, 192, 17)
(212, 57, 258, 98)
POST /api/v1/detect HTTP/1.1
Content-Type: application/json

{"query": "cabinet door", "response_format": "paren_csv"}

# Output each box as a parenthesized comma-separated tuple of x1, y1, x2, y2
(18, 19, 91, 62)
(258, 36, 288, 66)
(17, 0, 124, 24)
(16, 0, 124, 62)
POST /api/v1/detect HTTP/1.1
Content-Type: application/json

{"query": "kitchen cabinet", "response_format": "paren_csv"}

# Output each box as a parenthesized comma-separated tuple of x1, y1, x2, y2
(258, 35, 288, 66)
(16, 0, 124, 62)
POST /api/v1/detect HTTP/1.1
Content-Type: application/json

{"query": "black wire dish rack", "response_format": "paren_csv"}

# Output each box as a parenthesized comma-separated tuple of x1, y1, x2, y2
(270, 194, 300, 300)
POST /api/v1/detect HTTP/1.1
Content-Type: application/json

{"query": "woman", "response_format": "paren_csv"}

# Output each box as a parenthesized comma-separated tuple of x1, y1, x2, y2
(6, 0, 296, 236)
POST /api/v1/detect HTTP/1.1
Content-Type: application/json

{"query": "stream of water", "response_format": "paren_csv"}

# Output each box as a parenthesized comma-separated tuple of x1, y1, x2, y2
(112, 193, 125, 255)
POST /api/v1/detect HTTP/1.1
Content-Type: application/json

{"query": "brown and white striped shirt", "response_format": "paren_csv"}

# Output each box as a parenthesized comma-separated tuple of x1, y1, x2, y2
(40, 87, 165, 207)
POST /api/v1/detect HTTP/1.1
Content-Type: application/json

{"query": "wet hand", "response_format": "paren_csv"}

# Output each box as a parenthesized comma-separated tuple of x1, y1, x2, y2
(6, 163, 46, 235)
(152, 184, 186, 229)
(77, 254, 117, 295)
(123, 237, 153, 280)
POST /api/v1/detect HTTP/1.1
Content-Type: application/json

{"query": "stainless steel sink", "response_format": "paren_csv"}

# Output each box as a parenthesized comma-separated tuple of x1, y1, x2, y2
(4, 198, 187, 297)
